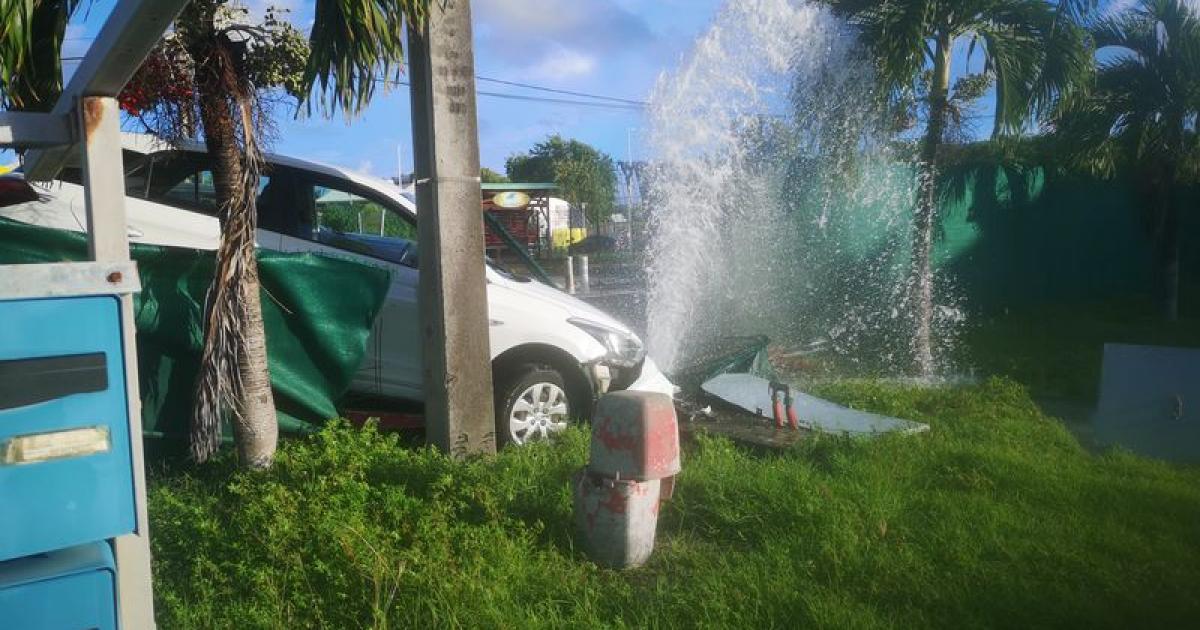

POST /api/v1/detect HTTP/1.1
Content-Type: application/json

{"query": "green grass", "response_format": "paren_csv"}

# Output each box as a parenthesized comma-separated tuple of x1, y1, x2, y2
(149, 378, 1200, 628)
(962, 298, 1200, 402)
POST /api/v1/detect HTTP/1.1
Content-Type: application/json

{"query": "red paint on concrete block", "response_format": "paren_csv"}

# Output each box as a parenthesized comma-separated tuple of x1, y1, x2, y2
(588, 391, 681, 481)
(573, 469, 661, 569)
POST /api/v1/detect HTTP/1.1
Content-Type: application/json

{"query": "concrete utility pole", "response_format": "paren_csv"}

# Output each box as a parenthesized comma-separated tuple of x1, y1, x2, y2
(407, 0, 497, 457)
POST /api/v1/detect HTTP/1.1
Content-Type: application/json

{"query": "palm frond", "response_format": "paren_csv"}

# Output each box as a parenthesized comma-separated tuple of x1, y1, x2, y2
(301, 0, 428, 117)
(0, 0, 85, 111)
(1053, 0, 1101, 24)
(971, 0, 1091, 135)
(823, 0, 934, 95)
(0, 0, 37, 102)
(1051, 0, 1200, 180)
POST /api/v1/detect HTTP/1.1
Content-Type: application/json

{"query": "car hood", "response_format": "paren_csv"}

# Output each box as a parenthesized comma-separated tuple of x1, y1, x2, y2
(488, 269, 639, 338)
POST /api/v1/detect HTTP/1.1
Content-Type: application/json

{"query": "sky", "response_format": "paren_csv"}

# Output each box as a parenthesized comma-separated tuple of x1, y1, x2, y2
(58, 0, 725, 179)
(39, 0, 1157, 179)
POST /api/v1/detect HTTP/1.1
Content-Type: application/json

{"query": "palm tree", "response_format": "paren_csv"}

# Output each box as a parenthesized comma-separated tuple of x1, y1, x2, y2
(822, 0, 1093, 376)
(3, 0, 428, 468)
(0, 0, 82, 111)
(1053, 0, 1200, 321)
(163, 0, 427, 468)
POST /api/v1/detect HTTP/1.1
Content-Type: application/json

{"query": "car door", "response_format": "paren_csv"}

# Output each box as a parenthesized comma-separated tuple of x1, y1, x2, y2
(261, 166, 423, 401)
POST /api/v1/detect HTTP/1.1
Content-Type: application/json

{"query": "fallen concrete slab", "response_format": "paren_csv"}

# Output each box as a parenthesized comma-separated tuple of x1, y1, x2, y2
(701, 373, 929, 437)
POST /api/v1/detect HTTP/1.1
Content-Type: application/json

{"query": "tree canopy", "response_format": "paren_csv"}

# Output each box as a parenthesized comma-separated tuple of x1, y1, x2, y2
(823, 0, 1093, 138)
(506, 135, 617, 227)
(1052, 0, 1200, 181)
(481, 167, 509, 184)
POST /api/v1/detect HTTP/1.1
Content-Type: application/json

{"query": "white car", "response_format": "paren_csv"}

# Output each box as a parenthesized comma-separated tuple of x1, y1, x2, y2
(0, 134, 670, 446)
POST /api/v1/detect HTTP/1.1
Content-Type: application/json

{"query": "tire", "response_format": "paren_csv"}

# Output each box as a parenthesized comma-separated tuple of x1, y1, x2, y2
(494, 364, 574, 448)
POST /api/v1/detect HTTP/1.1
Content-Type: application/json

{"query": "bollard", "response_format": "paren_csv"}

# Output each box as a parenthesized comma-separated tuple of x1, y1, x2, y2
(574, 391, 680, 569)
(580, 255, 590, 291)
(573, 472, 661, 568)
(566, 255, 576, 294)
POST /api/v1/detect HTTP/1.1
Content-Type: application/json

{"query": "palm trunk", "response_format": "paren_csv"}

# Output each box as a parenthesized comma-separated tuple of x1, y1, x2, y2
(1156, 111, 1185, 322)
(190, 34, 277, 468)
(234, 260, 277, 466)
(911, 36, 951, 378)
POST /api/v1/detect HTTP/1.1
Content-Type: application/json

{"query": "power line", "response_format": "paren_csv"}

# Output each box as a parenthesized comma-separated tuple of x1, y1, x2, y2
(374, 77, 644, 111)
(474, 75, 648, 107)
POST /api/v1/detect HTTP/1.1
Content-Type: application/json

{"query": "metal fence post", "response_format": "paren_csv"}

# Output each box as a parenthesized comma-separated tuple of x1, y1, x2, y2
(78, 95, 156, 628)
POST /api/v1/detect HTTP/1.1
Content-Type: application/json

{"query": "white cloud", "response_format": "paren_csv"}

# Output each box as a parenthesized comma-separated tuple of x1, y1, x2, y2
(527, 47, 597, 80)
(474, 0, 654, 67)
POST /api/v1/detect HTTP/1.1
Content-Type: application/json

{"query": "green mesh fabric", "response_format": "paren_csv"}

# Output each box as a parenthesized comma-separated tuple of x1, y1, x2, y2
(667, 335, 774, 395)
(0, 217, 391, 449)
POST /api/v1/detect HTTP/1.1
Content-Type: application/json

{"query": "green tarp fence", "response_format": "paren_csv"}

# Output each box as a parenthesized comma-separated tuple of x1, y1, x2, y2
(797, 164, 1200, 313)
(937, 167, 1200, 311)
(0, 217, 391, 451)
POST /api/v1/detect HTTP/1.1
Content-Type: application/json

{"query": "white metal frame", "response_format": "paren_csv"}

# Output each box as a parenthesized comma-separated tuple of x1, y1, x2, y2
(0, 2, 191, 628)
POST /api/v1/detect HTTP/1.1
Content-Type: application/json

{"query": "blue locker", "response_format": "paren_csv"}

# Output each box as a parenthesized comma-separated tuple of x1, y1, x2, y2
(0, 542, 118, 629)
(0, 295, 137, 562)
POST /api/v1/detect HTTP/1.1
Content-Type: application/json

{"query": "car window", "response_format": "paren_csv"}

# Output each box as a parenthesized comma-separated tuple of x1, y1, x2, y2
(256, 169, 316, 237)
(311, 182, 419, 266)
(140, 152, 220, 216)
(57, 150, 148, 192)
(160, 170, 218, 213)
(260, 167, 418, 267)
(315, 185, 416, 241)
(121, 150, 419, 266)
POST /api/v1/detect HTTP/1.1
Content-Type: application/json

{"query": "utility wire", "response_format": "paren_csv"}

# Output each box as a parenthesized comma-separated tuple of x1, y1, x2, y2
(474, 75, 649, 107)
(374, 77, 645, 111)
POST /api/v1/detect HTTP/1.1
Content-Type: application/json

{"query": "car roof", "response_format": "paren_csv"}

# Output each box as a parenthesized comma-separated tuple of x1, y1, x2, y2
(120, 133, 417, 214)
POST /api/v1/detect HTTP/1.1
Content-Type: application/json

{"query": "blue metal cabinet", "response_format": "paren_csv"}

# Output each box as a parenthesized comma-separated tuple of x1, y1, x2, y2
(0, 296, 137, 561)
(0, 541, 118, 630)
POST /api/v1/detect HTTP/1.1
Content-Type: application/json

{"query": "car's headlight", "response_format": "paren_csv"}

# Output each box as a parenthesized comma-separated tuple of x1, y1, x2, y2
(568, 318, 645, 368)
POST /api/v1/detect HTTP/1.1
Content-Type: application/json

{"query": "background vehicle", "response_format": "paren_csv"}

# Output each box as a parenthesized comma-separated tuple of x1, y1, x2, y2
(568, 235, 618, 255)
(0, 135, 669, 446)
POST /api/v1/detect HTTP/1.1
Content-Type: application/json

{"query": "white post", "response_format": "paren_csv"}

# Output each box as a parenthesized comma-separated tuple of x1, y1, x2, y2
(566, 255, 576, 294)
(626, 129, 635, 245)
(580, 255, 590, 292)
(79, 96, 156, 629)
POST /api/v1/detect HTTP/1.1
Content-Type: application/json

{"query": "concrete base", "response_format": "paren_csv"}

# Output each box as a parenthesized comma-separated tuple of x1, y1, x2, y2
(573, 470, 661, 569)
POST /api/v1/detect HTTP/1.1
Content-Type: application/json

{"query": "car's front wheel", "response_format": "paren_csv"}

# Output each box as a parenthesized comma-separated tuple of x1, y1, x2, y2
(494, 365, 573, 447)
